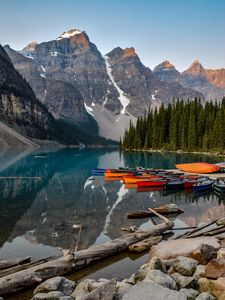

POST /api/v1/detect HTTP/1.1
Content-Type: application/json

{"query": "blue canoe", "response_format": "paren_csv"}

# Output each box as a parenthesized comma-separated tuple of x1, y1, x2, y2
(193, 180, 213, 192)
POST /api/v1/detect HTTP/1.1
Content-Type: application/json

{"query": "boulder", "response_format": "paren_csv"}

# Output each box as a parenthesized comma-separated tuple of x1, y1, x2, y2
(162, 258, 177, 269)
(198, 277, 225, 300)
(149, 237, 220, 260)
(148, 256, 167, 273)
(82, 279, 117, 300)
(32, 291, 71, 300)
(171, 272, 196, 289)
(196, 292, 215, 300)
(144, 269, 178, 290)
(173, 256, 199, 276)
(220, 239, 225, 247)
(193, 265, 206, 280)
(115, 281, 133, 300)
(33, 277, 76, 296)
(217, 248, 225, 259)
(179, 288, 199, 300)
(192, 244, 217, 265)
(205, 258, 225, 279)
(71, 279, 117, 300)
(121, 281, 187, 300)
(217, 217, 225, 226)
(70, 279, 96, 300)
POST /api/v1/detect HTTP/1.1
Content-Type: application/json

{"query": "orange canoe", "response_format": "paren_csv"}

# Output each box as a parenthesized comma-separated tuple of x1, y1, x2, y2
(104, 172, 128, 178)
(175, 162, 219, 174)
(123, 175, 161, 184)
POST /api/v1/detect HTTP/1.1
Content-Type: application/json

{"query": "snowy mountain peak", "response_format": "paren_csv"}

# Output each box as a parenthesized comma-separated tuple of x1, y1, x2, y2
(57, 29, 82, 40)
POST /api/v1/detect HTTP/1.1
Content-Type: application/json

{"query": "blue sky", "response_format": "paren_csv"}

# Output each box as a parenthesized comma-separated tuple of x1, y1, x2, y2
(0, 0, 224, 71)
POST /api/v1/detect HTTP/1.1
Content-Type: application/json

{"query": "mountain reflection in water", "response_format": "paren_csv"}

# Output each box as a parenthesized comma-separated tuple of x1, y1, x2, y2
(0, 148, 224, 262)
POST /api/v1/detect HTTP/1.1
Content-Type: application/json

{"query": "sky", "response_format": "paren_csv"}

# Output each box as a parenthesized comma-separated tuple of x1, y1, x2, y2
(0, 0, 224, 71)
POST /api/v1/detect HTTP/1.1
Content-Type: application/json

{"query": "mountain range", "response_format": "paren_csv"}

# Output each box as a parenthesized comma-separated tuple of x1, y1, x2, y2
(1, 28, 225, 144)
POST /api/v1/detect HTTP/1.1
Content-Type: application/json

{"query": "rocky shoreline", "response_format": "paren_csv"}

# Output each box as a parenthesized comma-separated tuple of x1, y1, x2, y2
(15, 237, 225, 300)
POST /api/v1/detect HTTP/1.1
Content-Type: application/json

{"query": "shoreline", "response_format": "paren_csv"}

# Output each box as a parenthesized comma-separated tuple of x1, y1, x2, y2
(121, 148, 225, 158)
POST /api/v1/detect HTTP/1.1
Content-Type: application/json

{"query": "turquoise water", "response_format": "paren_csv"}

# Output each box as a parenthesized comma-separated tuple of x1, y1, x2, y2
(1, 148, 225, 294)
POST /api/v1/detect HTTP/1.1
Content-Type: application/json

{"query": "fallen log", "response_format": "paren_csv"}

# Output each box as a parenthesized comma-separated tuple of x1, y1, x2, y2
(129, 235, 162, 252)
(0, 221, 173, 296)
(126, 204, 183, 219)
(0, 257, 52, 278)
(0, 256, 31, 271)
(185, 225, 224, 238)
(176, 215, 225, 239)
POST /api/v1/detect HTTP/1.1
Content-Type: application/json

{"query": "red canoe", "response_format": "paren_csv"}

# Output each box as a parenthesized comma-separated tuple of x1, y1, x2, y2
(184, 180, 197, 189)
(137, 180, 167, 188)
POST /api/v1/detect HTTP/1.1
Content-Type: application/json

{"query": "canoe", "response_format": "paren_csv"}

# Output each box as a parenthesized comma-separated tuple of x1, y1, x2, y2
(213, 180, 225, 193)
(137, 186, 164, 193)
(184, 180, 197, 189)
(175, 162, 219, 174)
(137, 180, 167, 188)
(164, 180, 184, 190)
(193, 180, 213, 192)
(123, 175, 161, 184)
(104, 172, 128, 178)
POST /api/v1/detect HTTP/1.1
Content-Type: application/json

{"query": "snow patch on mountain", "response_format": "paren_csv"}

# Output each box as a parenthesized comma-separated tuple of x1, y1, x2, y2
(104, 56, 130, 114)
(84, 102, 94, 116)
(57, 29, 82, 40)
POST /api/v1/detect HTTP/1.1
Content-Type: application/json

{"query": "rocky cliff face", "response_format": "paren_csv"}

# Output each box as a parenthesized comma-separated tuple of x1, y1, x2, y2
(0, 45, 55, 140)
(153, 60, 180, 82)
(153, 60, 225, 101)
(5, 29, 205, 141)
(5, 44, 95, 127)
(106, 48, 202, 117)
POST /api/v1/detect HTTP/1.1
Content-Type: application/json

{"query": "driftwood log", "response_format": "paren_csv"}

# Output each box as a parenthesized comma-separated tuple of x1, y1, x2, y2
(176, 215, 225, 239)
(0, 256, 31, 271)
(127, 204, 183, 219)
(129, 235, 162, 252)
(0, 221, 173, 296)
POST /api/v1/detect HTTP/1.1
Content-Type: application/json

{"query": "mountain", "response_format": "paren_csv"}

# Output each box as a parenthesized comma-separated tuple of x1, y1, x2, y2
(0, 44, 55, 145)
(152, 60, 180, 82)
(0, 45, 110, 146)
(5, 29, 204, 141)
(153, 60, 225, 101)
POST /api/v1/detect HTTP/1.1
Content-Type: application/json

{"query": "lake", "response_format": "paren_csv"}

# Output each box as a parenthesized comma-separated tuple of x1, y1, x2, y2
(1, 148, 225, 299)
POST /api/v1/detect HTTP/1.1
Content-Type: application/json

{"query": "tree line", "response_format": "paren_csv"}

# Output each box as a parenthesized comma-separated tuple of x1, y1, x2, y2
(121, 98, 225, 152)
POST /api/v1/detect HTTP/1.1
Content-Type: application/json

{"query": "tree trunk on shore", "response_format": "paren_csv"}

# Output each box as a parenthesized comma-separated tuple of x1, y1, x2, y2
(0, 221, 173, 296)
(126, 204, 183, 219)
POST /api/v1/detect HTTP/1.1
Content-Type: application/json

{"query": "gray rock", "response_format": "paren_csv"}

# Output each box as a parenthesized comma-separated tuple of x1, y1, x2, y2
(217, 247, 225, 259)
(162, 258, 177, 268)
(180, 288, 199, 299)
(144, 269, 178, 290)
(83, 279, 117, 300)
(196, 292, 215, 300)
(149, 256, 167, 273)
(171, 272, 196, 289)
(32, 291, 69, 300)
(115, 282, 133, 300)
(121, 281, 187, 300)
(174, 256, 199, 276)
(193, 265, 206, 280)
(216, 217, 225, 226)
(70, 279, 96, 300)
(33, 277, 76, 296)
(131, 270, 146, 284)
